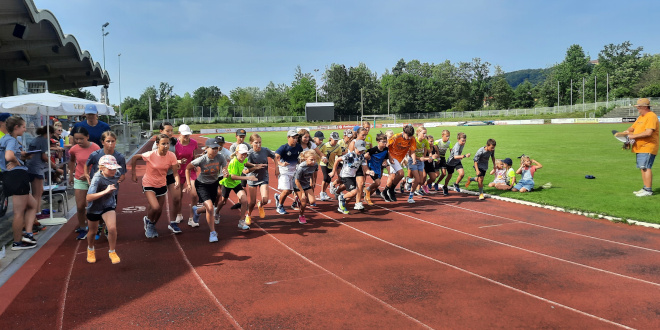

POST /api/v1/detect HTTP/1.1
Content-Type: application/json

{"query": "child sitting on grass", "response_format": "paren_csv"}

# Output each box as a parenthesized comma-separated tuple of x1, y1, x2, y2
(512, 155, 543, 193)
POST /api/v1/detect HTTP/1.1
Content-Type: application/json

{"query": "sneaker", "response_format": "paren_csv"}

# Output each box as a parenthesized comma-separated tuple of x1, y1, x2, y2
(400, 182, 405, 193)
(143, 216, 149, 234)
(276, 206, 288, 215)
(74, 227, 86, 233)
(192, 205, 200, 225)
(145, 219, 158, 238)
(337, 205, 349, 214)
(405, 182, 412, 192)
(364, 190, 374, 206)
(214, 213, 221, 225)
(408, 194, 415, 204)
(389, 187, 398, 202)
(329, 182, 337, 196)
(633, 188, 646, 195)
(230, 202, 242, 210)
(168, 222, 182, 234)
(188, 217, 200, 228)
(380, 189, 392, 202)
(95, 226, 103, 241)
(174, 214, 183, 223)
(257, 201, 265, 218)
(354, 202, 364, 210)
(22, 233, 37, 244)
(635, 190, 653, 197)
(479, 194, 485, 200)
(109, 251, 121, 264)
(291, 197, 299, 210)
(338, 194, 347, 209)
(209, 231, 219, 243)
(414, 190, 424, 196)
(76, 228, 88, 240)
(298, 215, 307, 224)
(245, 215, 252, 225)
(310, 202, 317, 207)
(11, 241, 36, 251)
(423, 185, 430, 194)
(452, 183, 461, 193)
(319, 192, 330, 201)
(238, 219, 250, 230)
(87, 248, 96, 263)
(274, 193, 281, 209)
(434, 183, 440, 191)
(465, 179, 471, 188)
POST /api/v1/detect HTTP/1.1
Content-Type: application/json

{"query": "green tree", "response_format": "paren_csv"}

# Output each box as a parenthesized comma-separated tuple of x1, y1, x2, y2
(175, 92, 194, 118)
(288, 66, 315, 115)
(323, 64, 351, 115)
(513, 80, 535, 108)
(597, 41, 650, 98)
(554, 44, 592, 105)
(193, 86, 222, 107)
(490, 77, 514, 109)
(262, 82, 290, 116)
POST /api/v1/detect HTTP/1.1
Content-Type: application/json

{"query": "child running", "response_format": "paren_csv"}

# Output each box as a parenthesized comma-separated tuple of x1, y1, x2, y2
(424, 135, 439, 193)
(152, 122, 181, 223)
(381, 125, 417, 202)
(364, 133, 391, 206)
(331, 140, 374, 213)
(465, 139, 496, 200)
(318, 132, 343, 201)
(433, 130, 451, 191)
(131, 134, 180, 238)
(407, 127, 429, 203)
(85, 155, 122, 264)
(69, 126, 101, 240)
(294, 150, 319, 224)
(85, 131, 127, 239)
(172, 124, 199, 230)
(292, 129, 326, 209)
(512, 156, 543, 193)
(218, 144, 264, 229)
(442, 132, 470, 196)
(186, 138, 227, 242)
(274, 130, 303, 215)
(246, 133, 276, 222)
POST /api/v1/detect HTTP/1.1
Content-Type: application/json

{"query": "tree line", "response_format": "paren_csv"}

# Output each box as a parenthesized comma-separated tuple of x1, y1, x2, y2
(85, 41, 660, 122)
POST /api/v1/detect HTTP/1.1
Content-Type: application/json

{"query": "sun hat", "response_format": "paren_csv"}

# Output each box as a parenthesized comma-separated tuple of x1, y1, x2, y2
(314, 131, 325, 139)
(205, 138, 220, 148)
(178, 124, 192, 135)
(330, 132, 340, 140)
(99, 155, 122, 170)
(237, 144, 249, 154)
(634, 98, 651, 107)
(287, 129, 299, 137)
(236, 129, 247, 136)
(355, 140, 367, 151)
(83, 104, 98, 115)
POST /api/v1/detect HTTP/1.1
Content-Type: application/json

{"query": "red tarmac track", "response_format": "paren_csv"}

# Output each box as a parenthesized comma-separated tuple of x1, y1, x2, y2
(1, 134, 659, 329)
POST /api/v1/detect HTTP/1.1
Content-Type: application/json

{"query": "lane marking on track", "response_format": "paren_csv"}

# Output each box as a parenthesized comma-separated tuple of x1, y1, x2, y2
(57, 240, 80, 330)
(165, 195, 243, 329)
(271, 188, 636, 329)
(265, 273, 331, 285)
(225, 198, 432, 329)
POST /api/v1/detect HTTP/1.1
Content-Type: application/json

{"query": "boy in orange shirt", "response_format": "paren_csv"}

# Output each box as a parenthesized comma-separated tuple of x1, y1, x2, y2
(381, 125, 417, 202)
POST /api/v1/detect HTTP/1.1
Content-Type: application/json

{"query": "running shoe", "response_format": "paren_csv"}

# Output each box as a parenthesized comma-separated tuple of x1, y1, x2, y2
(168, 222, 182, 234)
(298, 215, 307, 224)
(209, 231, 219, 243)
(414, 190, 424, 196)
(635, 190, 653, 197)
(174, 214, 183, 223)
(427, 183, 433, 192)
(337, 205, 349, 214)
(400, 182, 405, 193)
(389, 187, 398, 202)
(329, 182, 336, 196)
(310, 202, 317, 207)
(354, 202, 364, 210)
(76, 228, 88, 240)
(291, 196, 300, 210)
(87, 248, 96, 263)
(408, 194, 415, 204)
(192, 205, 200, 225)
(238, 219, 250, 230)
(145, 218, 158, 238)
(633, 188, 646, 195)
(338, 194, 347, 209)
(230, 203, 242, 210)
(452, 183, 461, 193)
(22, 233, 37, 244)
(380, 189, 392, 202)
(276, 206, 288, 215)
(434, 183, 440, 191)
(479, 194, 485, 200)
(465, 179, 471, 188)
(257, 201, 265, 218)
(214, 213, 221, 225)
(109, 251, 121, 264)
(364, 190, 374, 206)
(274, 193, 281, 209)
(95, 226, 103, 241)
(11, 241, 36, 251)
(422, 184, 430, 194)
(442, 185, 449, 196)
(74, 227, 86, 233)
(245, 215, 252, 225)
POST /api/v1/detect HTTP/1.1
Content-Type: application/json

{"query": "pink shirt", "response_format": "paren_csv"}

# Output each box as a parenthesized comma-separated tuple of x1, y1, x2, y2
(175, 138, 198, 180)
(141, 150, 178, 188)
(69, 143, 100, 180)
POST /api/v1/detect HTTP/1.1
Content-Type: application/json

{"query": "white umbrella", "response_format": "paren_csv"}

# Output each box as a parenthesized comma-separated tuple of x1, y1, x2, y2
(0, 92, 115, 225)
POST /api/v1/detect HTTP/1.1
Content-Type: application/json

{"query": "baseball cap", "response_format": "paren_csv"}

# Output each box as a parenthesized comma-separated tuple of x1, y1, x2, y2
(0, 113, 11, 122)
(236, 129, 247, 136)
(353, 125, 360, 132)
(237, 144, 249, 154)
(344, 129, 353, 137)
(314, 131, 325, 139)
(330, 132, 340, 140)
(287, 129, 299, 137)
(178, 124, 192, 135)
(214, 135, 225, 145)
(355, 140, 367, 151)
(205, 138, 220, 148)
(517, 154, 526, 159)
(99, 155, 122, 170)
(503, 158, 513, 166)
(84, 104, 98, 115)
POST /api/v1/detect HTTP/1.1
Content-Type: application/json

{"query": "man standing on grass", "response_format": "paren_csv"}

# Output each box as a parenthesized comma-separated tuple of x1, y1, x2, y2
(618, 98, 659, 197)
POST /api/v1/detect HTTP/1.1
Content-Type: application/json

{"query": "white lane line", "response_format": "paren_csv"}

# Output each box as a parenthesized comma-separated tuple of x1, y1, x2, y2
(57, 240, 80, 330)
(420, 195, 660, 253)
(278, 191, 635, 329)
(265, 273, 331, 285)
(166, 195, 243, 329)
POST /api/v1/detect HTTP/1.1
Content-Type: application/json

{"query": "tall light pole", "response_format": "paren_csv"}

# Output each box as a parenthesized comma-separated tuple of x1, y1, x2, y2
(102, 22, 109, 71)
(166, 93, 170, 121)
(314, 68, 319, 103)
(118, 53, 122, 123)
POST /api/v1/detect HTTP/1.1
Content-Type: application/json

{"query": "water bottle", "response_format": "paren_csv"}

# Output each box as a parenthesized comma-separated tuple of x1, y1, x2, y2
(59, 138, 64, 148)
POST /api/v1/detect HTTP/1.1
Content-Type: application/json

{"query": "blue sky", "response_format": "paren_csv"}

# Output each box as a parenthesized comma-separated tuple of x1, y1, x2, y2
(36, 0, 660, 104)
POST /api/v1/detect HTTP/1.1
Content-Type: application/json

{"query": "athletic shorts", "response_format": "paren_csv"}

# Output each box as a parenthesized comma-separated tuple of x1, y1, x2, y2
(4, 169, 31, 196)
(636, 153, 656, 170)
(221, 185, 243, 199)
(424, 161, 436, 174)
(475, 166, 488, 177)
(73, 178, 90, 190)
(166, 173, 176, 186)
(356, 166, 364, 177)
(341, 176, 357, 191)
(278, 173, 294, 191)
(321, 166, 332, 183)
(389, 158, 403, 173)
(435, 157, 447, 170)
(446, 162, 463, 175)
(143, 185, 167, 197)
(370, 173, 382, 181)
(196, 180, 219, 204)
(293, 185, 312, 193)
(87, 208, 115, 221)
(28, 173, 45, 181)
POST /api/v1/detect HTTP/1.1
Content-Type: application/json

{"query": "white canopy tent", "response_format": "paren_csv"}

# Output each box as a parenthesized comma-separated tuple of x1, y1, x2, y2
(0, 92, 114, 225)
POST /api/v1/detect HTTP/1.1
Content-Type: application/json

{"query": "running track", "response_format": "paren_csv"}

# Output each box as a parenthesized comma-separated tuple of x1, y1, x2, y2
(1, 135, 659, 329)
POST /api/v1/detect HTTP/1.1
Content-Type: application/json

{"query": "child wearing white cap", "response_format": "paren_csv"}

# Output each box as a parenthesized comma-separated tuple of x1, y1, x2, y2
(171, 124, 199, 232)
(274, 130, 304, 215)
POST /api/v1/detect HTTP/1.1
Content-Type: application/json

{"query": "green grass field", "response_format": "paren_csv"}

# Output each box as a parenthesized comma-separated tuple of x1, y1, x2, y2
(205, 123, 659, 224)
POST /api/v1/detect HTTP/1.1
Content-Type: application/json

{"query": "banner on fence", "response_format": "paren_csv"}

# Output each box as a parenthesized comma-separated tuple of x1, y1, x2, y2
(597, 118, 623, 123)
(622, 117, 637, 123)
(574, 118, 599, 124)
(550, 119, 575, 124)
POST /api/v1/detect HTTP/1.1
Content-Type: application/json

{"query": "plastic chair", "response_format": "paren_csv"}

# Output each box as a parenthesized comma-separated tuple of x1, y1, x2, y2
(43, 184, 69, 215)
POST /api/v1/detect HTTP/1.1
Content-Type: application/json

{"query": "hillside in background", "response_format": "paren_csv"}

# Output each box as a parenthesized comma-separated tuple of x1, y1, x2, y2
(504, 68, 551, 88)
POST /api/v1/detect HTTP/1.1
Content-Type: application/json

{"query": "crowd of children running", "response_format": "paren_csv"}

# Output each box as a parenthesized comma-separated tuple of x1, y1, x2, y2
(0, 109, 543, 264)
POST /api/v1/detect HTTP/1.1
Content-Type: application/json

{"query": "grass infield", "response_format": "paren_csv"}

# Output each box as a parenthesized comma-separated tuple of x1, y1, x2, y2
(205, 123, 658, 224)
